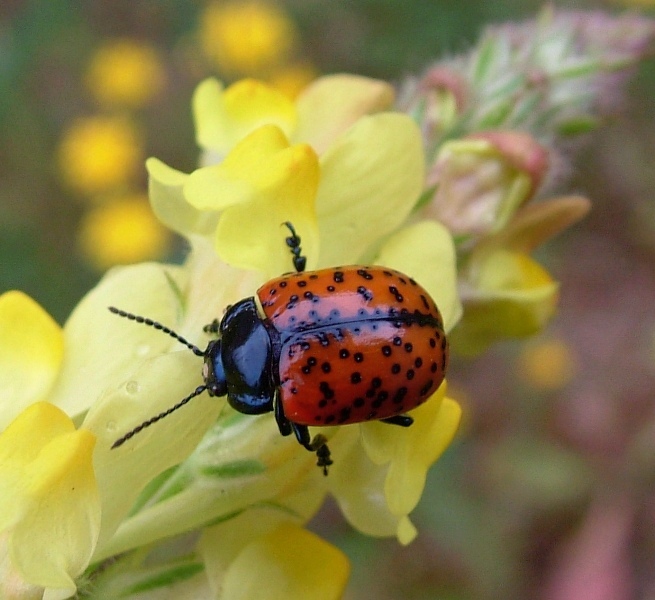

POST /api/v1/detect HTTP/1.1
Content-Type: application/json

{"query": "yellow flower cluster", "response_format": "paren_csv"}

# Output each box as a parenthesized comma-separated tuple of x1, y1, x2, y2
(1, 75, 465, 599)
(57, 39, 170, 271)
(1, 63, 592, 596)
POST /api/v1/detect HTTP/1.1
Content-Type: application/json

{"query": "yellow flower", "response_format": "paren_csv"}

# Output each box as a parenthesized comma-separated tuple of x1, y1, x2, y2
(85, 39, 166, 108)
(199, 1, 297, 77)
(77, 194, 170, 270)
(58, 116, 143, 196)
(453, 195, 591, 354)
(0, 403, 99, 599)
(148, 76, 425, 278)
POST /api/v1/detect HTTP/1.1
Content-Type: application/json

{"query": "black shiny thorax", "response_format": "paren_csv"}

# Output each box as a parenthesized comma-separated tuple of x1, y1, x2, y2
(205, 297, 277, 415)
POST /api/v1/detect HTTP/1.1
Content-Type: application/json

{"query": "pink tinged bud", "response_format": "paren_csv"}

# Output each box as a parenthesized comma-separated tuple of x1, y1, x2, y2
(424, 130, 549, 238)
(398, 67, 468, 143)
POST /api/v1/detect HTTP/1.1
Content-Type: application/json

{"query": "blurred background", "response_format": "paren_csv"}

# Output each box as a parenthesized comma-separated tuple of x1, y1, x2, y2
(1, 0, 654, 598)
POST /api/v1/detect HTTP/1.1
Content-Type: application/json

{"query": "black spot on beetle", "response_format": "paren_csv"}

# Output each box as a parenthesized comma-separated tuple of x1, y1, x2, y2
(350, 372, 362, 384)
(333, 271, 344, 283)
(303, 291, 314, 300)
(371, 377, 382, 388)
(420, 380, 434, 396)
(327, 285, 336, 292)
(318, 399, 328, 408)
(280, 281, 287, 288)
(321, 362, 331, 374)
(404, 342, 413, 353)
(307, 357, 317, 367)
(391, 363, 401, 374)
(354, 352, 364, 363)
(353, 397, 365, 408)
(393, 387, 408, 404)
(356, 269, 374, 280)
(325, 414, 336, 424)
(406, 369, 415, 380)
(431, 362, 438, 373)
(393, 336, 402, 346)
(381, 345, 392, 357)
(338, 407, 352, 423)
(339, 349, 350, 359)
(389, 285, 404, 303)
(319, 381, 335, 399)
(356, 286, 373, 301)
(297, 280, 307, 287)
(414, 357, 423, 368)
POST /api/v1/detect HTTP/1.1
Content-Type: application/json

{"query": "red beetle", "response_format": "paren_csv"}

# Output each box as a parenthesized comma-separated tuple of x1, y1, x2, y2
(111, 223, 449, 474)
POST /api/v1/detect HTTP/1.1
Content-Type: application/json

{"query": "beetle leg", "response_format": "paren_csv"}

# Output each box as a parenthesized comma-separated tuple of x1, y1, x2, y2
(290, 423, 332, 476)
(381, 415, 414, 427)
(282, 222, 307, 273)
(203, 318, 220, 335)
(274, 389, 292, 436)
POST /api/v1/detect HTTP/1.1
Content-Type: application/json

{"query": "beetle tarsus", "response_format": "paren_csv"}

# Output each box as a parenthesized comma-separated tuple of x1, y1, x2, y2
(282, 222, 307, 273)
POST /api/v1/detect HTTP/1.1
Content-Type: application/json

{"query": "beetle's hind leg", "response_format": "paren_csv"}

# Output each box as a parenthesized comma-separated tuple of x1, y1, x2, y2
(381, 414, 414, 427)
(291, 422, 333, 476)
(282, 222, 307, 273)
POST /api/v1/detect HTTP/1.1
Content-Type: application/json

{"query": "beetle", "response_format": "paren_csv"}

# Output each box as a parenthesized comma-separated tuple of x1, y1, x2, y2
(110, 223, 449, 474)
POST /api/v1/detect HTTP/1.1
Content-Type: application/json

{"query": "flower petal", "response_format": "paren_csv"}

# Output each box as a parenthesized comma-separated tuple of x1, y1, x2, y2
(193, 78, 297, 157)
(375, 220, 462, 332)
(83, 351, 220, 556)
(0, 292, 64, 430)
(221, 524, 350, 600)
(184, 124, 293, 211)
(385, 396, 460, 517)
(328, 428, 406, 539)
(48, 262, 188, 417)
(316, 113, 424, 266)
(147, 157, 218, 238)
(294, 74, 395, 153)
(0, 403, 99, 595)
(490, 195, 591, 253)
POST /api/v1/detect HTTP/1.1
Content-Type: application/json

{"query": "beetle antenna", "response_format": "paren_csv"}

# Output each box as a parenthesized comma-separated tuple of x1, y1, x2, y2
(112, 385, 208, 448)
(109, 306, 205, 357)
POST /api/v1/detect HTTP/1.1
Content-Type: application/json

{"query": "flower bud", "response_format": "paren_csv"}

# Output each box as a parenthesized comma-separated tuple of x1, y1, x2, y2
(423, 131, 548, 238)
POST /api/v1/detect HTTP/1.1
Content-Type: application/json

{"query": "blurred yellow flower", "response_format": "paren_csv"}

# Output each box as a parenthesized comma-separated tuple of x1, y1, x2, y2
(199, 1, 297, 77)
(58, 116, 143, 196)
(77, 194, 170, 270)
(268, 62, 318, 99)
(518, 337, 577, 390)
(85, 39, 166, 108)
